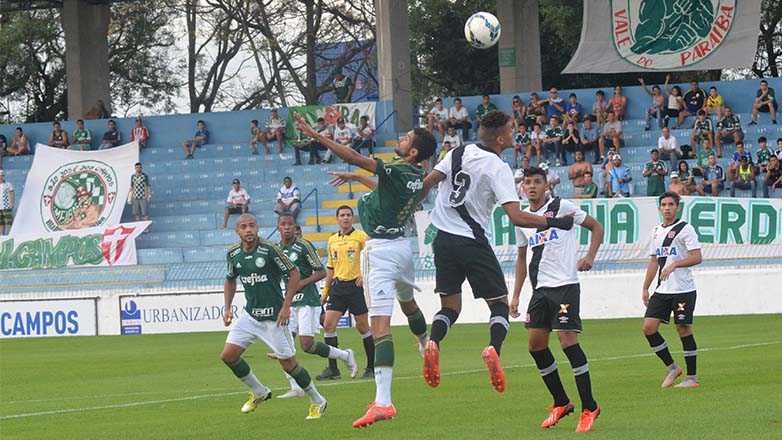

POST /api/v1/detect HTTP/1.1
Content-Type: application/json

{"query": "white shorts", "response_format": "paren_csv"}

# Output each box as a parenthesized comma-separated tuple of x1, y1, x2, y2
(225, 313, 296, 359)
(361, 237, 416, 317)
(289, 305, 321, 337)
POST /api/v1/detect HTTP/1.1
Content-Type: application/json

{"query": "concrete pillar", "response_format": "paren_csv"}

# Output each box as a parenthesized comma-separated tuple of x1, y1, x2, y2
(375, 0, 413, 132)
(497, 0, 542, 93)
(62, 0, 111, 120)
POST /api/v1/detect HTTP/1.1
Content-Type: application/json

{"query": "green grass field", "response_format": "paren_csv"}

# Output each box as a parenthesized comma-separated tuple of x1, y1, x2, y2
(2, 315, 782, 439)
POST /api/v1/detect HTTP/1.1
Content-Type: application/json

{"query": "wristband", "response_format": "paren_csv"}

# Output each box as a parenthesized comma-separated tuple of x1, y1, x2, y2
(321, 287, 329, 297)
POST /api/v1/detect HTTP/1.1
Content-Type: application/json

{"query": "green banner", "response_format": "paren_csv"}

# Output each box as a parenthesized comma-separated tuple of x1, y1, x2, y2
(285, 102, 377, 148)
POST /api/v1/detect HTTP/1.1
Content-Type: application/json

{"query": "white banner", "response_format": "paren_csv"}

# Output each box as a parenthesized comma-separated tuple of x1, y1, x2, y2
(416, 197, 782, 262)
(119, 293, 247, 335)
(563, 1, 762, 73)
(0, 221, 150, 270)
(0, 298, 97, 338)
(11, 142, 139, 235)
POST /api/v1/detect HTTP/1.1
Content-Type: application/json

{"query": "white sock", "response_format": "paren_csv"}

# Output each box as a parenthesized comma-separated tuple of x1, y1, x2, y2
(240, 372, 269, 398)
(374, 367, 393, 407)
(285, 373, 303, 391)
(328, 345, 349, 361)
(304, 382, 326, 404)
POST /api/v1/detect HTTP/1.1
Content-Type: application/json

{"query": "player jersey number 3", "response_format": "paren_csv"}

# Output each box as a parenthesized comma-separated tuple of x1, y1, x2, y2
(449, 170, 471, 206)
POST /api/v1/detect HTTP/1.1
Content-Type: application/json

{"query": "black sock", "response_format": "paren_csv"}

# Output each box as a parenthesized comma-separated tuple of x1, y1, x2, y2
(563, 344, 597, 411)
(488, 302, 510, 356)
(430, 308, 459, 346)
(530, 348, 569, 407)
(325, 333, 338, 370)
(681, 334, 697, 376)
(645, 332, 675, 367)
(362, 331, 375, 369)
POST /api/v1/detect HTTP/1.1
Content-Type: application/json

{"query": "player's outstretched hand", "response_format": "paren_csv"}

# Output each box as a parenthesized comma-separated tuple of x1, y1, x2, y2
(576, 256, 594, 271)
(509, 297, 521, 319)
(546, 212, 575, 230)
(277, 305, 291, 327)
(222, 309, 233, 327)
(293, 113, 317, 138)
(642, 289, 650, 307)
(328, 171, 360, 186)
(266, 352, 279, 360)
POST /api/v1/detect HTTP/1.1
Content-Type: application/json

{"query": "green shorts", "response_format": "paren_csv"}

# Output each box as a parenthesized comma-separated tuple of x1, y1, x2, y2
(0, 209, 13, 225)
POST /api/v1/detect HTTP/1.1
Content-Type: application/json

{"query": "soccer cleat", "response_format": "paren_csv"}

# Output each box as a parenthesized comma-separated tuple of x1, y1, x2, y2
(422, 339, 440, 388)
(315, 367, 341, 381)
(305, 400, 327, 419)
(575, 406, 600, 432)
(674, 377, 700, 388)
(277, 389, 305, 399)
(241, 390, 272, 413)
(343, 348, 359, 379)
(352, 403, 397, 428)
(541, 401, 575, 428)
(361, 368, 375, 379)
(661, 366, 682, 388)
(481, 346, 506, 393)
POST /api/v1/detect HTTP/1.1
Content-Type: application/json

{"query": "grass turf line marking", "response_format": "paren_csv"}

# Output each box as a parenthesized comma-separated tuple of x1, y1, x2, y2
(1, 340, 779, 420)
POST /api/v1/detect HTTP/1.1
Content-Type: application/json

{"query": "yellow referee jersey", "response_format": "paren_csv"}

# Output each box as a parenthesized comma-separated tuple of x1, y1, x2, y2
(327, 228, 368, 281)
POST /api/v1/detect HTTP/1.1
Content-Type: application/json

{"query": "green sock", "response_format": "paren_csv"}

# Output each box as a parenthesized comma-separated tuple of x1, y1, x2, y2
(289, 363, 312, 389)
(225, 358, 251, 378)
(374, 335, 395, 368)
(306, 341, 332, 358)
(406, 309, 428, 341)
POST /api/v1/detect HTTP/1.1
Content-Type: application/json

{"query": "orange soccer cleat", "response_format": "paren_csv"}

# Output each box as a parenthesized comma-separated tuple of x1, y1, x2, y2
(541, 401, 575, 429)
(352, 403, 397, 428)
(423, 340, 440, 388)
(575, 406, 601, 432)
(481, 346, 506, 393)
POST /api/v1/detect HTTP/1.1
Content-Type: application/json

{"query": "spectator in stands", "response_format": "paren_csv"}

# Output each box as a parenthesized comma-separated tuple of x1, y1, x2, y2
(260, 109, 287, 159)
(690, 110, 715, 155)
(0, 133, 6, 157)
(99, 119, 122, 150)
(6, 128, 30, 156)
(333, 117, 353, 152)
(528, 123, 543, 166)
(675, 80, 707, 129)
(750, 79, 777, 125)
(513, 123, 531, 168)
(592, 90, 610, 129)
(249, 119, 260, 155)
(443, 124, 463, 149)
(728, 141, 753, 183)
(639, 77, 665, 131)
(352, 115, 375, 154)
(514, 155, 531, 199)
(130, 117, 150, 150)
(730, 156, 757, 198)
(643, 149, 668, 197)
(49, 121, 68, 148)
(561, 120, 580, 162)
(716, 106, 742, 158)
(704, 86, 724, 121)
(657, 126, 680, 170)
(473, 95, 497, 140)
(129, 162, 152, 224)
(599, 111, 623, 160)
(600, 148, 617, 195)
(777, 138, 782, 160)
(332, 68, 353, 103)
(764, 155, 782, 198)
(437, 140, 452, 165)
(694, 138, 716, 179)
(293, 117, 329, 166)
(580, 116, 600, 164)
(546, 87, 565, 122)
(427, 98, 448, 139)
(221, 179, 250, 228)
(700, 154, 725, 196)
(564, 93, 583, 125)
(663, 75, 684, 128)
(608, 154, 631, 198)
(576, 171, 598, 199)
(274, 176, 301, 220)
(610, 86, 628, 120)
(542, 116, 563, 166)
(757, 137, 773, 175)
(677, 161, 704, 196)
(667, 172, 689, 196)
(568, 149, 591, 197)
(511, 95, 527, 131)
(446, 97, 470, 140)
(540, 161, 560, 196)
(182, 120, 208, 159)
(527, 92, 547, 127)
(69, 119, 91, 151)
(0, 170, 13, 235)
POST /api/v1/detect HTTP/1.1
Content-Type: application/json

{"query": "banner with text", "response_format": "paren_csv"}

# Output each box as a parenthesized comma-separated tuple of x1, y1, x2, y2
(0, 221, 150, 270)
(285, 102, 376, 148)
(11, 142, 139, 235)
(562, 1, 762, 73)
(415, 197, 782, 262)
(0, 298, 97, 338)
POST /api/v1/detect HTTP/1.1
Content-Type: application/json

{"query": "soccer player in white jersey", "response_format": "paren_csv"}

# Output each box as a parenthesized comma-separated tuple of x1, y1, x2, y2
(418, 110, 575, 393)
(512, 166, 604, 432)
(642, 191, 702, 388)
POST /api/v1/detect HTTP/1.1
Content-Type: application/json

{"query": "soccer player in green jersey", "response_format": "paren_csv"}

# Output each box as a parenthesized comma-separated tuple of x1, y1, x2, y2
(220, 213, 327, 419)
(294, 112, 437, 428)
(275, 214, 359, 399)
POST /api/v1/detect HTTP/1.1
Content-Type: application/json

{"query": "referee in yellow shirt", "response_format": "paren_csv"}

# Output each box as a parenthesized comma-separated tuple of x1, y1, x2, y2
(317, 205, 374, 380)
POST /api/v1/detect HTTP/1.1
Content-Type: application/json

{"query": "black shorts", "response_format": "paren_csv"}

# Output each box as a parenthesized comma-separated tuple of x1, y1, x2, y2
(433, 230, 507, 300)
(525, 283, 582, 332)
(758, 101, 778, 112)
(226, 206, 244, 214)
(325, 279, 368, 315)
(644, 291, 696, 325)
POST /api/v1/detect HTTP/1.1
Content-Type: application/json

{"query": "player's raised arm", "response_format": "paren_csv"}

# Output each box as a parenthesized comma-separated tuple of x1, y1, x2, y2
(502, 201, 575, 230)
(294, 112, 377, 173)
(577, 215, 604, 271)
(328, 171, 378, 190)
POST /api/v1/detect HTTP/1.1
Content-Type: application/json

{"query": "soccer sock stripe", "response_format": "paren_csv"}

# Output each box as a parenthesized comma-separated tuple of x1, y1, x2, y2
(681, 334, 697, 376)
(374, 335, 395, 368)
(645, 332, 675, 367)
(530, 348, 570, 407)
(488, 302, 510, 355)
(225, 358, 251, 378)
(290, 364, 325, 404)
(430, 308, 459, 345)
(563, 344, 597, 412)
(362, 331, 375, 369)
(324, 334, 339, 370)
(405, 308, 428, 341)
(306, 341, 332, 358)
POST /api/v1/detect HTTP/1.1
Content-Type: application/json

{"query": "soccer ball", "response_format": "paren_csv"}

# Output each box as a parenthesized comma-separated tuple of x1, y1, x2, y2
(464, 12, 501, 49)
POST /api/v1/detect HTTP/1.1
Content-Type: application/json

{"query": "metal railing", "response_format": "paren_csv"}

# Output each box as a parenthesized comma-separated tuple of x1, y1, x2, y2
(265, 187, 321, 240)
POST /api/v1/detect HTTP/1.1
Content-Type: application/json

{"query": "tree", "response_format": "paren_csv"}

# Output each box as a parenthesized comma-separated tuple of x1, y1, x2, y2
(753, 0, 782, 77)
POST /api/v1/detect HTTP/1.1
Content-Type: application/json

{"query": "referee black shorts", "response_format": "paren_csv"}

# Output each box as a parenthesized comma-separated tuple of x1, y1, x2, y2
(325, 279, 368, 316)
(644, 291, 696, 325)
(433, 230, 508, 300)
(525, 283, 582, 332)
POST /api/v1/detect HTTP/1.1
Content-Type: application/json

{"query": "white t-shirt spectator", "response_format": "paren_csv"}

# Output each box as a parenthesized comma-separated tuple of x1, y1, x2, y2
(278, 185, 301, 205)
(513, 168, 528, 200)
(334, 126, 353, 144)
(448, 106, 469, 121)
(266, 116, 286, 131)
(430, 106, 448, 121)
(649, 220, 700, 294)
(602, 121, 623, 136)
(355, 124, 374, 139)
(443, 133, 463, 148)
(530, 130, 544, 144)
(658, 134, 679, 153)
(227, 188, 251, 205)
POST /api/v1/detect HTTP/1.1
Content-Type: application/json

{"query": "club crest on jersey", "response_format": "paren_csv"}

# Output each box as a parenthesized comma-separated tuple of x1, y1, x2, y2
(528, 229, 560, 248)
(287, 252, 298, 262)
(545, 211, 554, 218)
(655, 246, 678, 257)
(255, 257, 266, 268)
(668, 231, 677, 239)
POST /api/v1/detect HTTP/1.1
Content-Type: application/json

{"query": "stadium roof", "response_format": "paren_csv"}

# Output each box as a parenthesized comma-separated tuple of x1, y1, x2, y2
(0, 0, 136, 12)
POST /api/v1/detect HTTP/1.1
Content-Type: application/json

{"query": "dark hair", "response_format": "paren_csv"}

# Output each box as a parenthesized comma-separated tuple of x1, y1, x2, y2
(453, 97, 462, 103)
(761, 79, 768, 85)
(596, 90, 605, 97)
(251, 119, 258, 125)
(736, 141, 744, 147)
(652, 85, 660, 91)
(659, 191, 681, 206)
(108, 119, 115, 124)
(271, 109, 278, 113)
(569, 93, 577, 99)
(697, 110, 706, 116)
(524, 166, 547, 181)
(435, 98, 442, 103)
(53, 121, 60, 127)
(283, 176, 292, 181)
(336, 205, 353, 216)
(135, 162, 142, 167)
(709, 86, 717, 91)
(411, 128, 437, 162)
(533, 123, 541, 128)
(277, 212, 295, 223)
(777, 137, 782, 143)
(443, 140, 451, 145)
(197, 119, 205, 125)
(651, 149, 659, 154)
(584, 115, 593, 122)
(512, 95, 521, 102)
(317, 117, 325, 123)
(479, 110, 512, 141)
(678, 160, 689, 172)
(360, 115, 368, 121)
(758, 136, 767, 143)
(16, 127, 22, 132)
(77, 119, 84, 124)
(337, 118, 344, 124)
(691, 80, 699, 85)
(295, 225, 302, 232)
(672, 86, 681, 94)
(482, 94, 490, 99)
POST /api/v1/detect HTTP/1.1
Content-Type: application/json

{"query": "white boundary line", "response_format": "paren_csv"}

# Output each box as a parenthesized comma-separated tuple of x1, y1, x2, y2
(1, 341, 779, 421)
